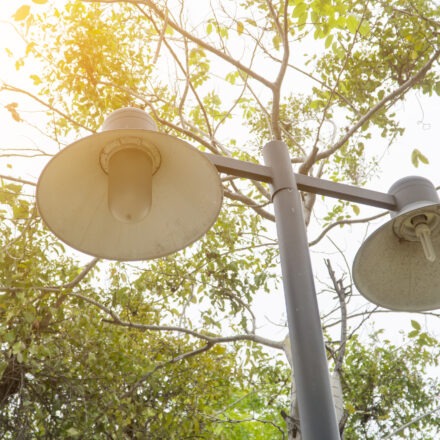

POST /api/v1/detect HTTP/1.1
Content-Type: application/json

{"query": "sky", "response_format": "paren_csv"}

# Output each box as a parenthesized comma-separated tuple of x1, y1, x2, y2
(1, 1, 440, 345)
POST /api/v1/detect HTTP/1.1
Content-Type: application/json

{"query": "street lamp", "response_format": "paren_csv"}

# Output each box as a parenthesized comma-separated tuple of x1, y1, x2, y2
(36, 108, 223, 261)
(36, 107, 440, 439)
(353, 176, 440, 311)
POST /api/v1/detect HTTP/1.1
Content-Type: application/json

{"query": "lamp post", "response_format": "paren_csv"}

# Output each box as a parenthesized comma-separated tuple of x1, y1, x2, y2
(36, 107, 440, 439)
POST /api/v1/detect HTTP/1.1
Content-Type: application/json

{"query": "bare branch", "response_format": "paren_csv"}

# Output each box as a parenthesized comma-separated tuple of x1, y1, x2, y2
(1, 84, 95, 134)
(70, 291, 121, 322)
(60, 258, 100, 290)
(224, 189, 275, 222)
(103, 317, 285, 351)
(288, 63, 361, 115)
(147, 14, 218, 148)
(308, 211, 387, 247)
(338, 304, 440, 324)
(0, 175, 36, 186)
(68, 282, 284, 351)
(382, 401, 440, 439)
(133, 1, 275, 89)
(325, 259, 348, 373)
(270, 0, 290, 140)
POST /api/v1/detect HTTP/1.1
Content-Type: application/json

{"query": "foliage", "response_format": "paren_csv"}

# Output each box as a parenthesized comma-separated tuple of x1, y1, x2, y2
(0, 182, 286, 439)
(342, 329, 440, 439)
(0, 0, 440, 438)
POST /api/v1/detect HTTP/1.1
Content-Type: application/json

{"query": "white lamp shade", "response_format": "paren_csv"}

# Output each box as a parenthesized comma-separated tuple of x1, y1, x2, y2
(353, 176, 440, 311)
(353, 205, 440, 311)
(37, 110, 223, 261)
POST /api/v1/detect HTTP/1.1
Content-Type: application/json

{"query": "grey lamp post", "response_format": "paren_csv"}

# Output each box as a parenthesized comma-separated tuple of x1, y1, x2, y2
(36, 107, 440, 439)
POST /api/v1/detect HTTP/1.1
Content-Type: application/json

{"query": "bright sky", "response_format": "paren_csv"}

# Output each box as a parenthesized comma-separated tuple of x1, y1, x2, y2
(1, 1, 440, 343)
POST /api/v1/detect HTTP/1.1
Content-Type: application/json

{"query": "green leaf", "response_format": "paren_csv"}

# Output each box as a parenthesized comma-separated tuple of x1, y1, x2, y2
(273, 35, 281, 51)
(26, 42, 37, 55)
(12, 341, 25, 355)
(411, 320, 421, 331)
(346, 15, 359, 34)
(13, 5, 31, 21)
(408, 330, 419, 338)
(325, 34, 333, 49)
(236, 21, 244, 36)
(23, 310, 36, 324)
(66, 427, 80, 437)
(411, 149, 429, 168)
(292, 3, 307, 18)
(5, 331, 16, 343)
(418, 153, 429, 165)
(359, 21, 371, 37)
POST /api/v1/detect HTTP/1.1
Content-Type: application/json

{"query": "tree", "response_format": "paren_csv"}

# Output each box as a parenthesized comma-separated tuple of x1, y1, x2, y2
(1, 0, 440, 438)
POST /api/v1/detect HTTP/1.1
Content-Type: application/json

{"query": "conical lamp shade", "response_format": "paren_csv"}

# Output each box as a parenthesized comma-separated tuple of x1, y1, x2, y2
(37, 108, 223, 261)
(353, 205, 440, 311)
(353, 177, 440, 311)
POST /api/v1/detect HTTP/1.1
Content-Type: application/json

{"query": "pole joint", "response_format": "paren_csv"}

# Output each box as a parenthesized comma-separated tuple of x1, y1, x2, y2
(262, 140, 297, 200)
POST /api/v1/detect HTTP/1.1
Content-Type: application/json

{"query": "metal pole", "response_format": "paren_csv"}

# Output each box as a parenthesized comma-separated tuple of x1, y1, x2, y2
(263, 140, 340, 439)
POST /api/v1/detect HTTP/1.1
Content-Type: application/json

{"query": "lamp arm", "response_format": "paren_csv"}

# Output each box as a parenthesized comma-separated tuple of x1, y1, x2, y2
(205, 152, 397, 211)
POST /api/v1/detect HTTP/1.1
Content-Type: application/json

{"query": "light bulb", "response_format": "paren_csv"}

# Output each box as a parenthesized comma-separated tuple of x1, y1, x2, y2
(108, 148, 153, 223)
(412, 218, 436, 263)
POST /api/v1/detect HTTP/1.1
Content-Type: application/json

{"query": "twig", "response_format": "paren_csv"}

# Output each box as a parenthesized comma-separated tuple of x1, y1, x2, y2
(224, 189, 275, 222)
(0, 174, 36, 187)
(381, 401, 440, 439)
(1, 84, 95, 134)
(308, 211, 387, 247)
(325, 259, 348, 373)
(134, 0, 274, 89)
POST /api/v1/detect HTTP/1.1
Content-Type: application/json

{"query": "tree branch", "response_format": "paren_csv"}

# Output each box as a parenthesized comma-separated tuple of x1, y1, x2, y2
(1, 83, 95, 134)
(325, 259, 348, 374)
(382, 401, 440, 439)
(0, 258, 99, 293)
(224, 189, 275, 222)
(269, 0, 290, 140)
(0, 175, 36, 187)
(308, 211, 387, 247)
(316, 48, 440, 162)
(131, 0, 275, 89)
(103, 317, 285, 350)
(299, 4, 367, 175)
(121, 342, 214, 399)
(67, 282, 285, 351)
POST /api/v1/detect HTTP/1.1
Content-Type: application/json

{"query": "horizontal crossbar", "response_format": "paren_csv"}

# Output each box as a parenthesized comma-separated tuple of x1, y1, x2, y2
(205, 153, 397, 211)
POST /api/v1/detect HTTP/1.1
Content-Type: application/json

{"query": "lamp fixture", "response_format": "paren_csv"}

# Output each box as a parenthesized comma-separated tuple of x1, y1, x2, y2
(36, 107, 223, 261)
(353, 176, 440, 311)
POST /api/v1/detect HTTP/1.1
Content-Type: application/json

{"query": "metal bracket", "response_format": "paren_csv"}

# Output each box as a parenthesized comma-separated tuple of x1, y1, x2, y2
(204, 151, 397, 211)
